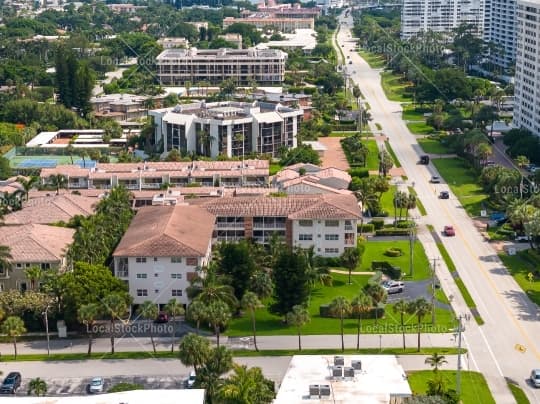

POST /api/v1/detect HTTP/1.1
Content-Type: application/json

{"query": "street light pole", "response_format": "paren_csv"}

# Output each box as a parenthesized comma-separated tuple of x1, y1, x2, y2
(431, 257, 439, 325)
(409, 216, 416, 277)
(357, 97, 363, 137)
(456, 315, 464, 396)
(43, 303, 51, 356)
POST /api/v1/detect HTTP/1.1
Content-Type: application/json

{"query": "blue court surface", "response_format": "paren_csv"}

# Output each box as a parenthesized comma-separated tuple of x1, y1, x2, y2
(16, 159, 57, 168)
(74, 160, 97, 169)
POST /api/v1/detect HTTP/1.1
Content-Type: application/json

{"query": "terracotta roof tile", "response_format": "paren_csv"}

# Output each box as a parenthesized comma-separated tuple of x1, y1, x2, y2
(0, 224, 75, 262)
(113, 205, 215, 257)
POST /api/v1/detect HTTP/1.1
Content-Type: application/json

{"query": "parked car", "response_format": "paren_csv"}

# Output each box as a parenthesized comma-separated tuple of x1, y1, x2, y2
(515, 234, 531, 242)
(155, 311, 169, 323)
(531, 369, 540, 388)
(439, 191, 449, 199)
(430, 176, 441, 183)
(527, 164, 537, 173)
(444, 226, 455, 236)
(186, 371, 196, 389)
(382, 280, 404, 294)
(89, 377, 105, 394)
(0, 372, 21, 394)
(419, 155, 430, 165)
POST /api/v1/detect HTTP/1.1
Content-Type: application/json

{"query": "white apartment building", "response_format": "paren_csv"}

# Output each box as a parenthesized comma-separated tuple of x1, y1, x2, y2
(157, 37, 190, 49)
(155, 48, 287, 85)
(488, 0, 517, 68)
(513, 0, 540, 133)
(113, 205, 215, 307)
(401, 0, 487, 39)
(149, 101, 302, 158)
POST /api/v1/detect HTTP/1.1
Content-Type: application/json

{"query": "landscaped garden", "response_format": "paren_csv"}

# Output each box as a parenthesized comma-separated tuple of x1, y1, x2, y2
(407, 370, 496, 404)
(407, 122, 435, 135)
(418, 137, 453, 155)
(358, 49, 386, 69)
(380, 71, 414, 103)
(498, 250, 540, 306)
(432, 158, 488, 216)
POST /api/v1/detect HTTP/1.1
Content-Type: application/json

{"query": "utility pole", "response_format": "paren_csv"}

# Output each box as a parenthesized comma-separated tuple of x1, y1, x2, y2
(456, 315, 464, 396)
(409, 216, 416, 277)
(43, 303, 51, 356)
(357, 97, 363, 137)
(431, 257, 439, 325)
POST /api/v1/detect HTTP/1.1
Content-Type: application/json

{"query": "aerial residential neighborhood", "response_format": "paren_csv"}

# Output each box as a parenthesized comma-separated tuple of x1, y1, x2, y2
(0, 0, 539, 403)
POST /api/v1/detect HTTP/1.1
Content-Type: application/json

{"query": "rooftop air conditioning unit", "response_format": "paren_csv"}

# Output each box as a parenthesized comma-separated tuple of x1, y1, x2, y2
(309, 385, 320, 397)
(332, 366, 343, 378)
(351, 360, 362, 371)
(344, 367, 355, 378)
(320, 385, 331, 397)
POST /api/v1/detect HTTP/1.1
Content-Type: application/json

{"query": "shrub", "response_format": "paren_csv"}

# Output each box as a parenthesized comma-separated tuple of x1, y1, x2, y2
(371, 261, 401, 280)
(375, 228, 410, 236)
(315, 256, 342, 267)
(358, 223, 375, 233)
(395, 220, 416, 228)
(319, 304, 330, 317)
(384, 247, 403, 257)
(371, 219, 385, 230)
(367, 270, 383, 285)
(348, 168, 369, 178)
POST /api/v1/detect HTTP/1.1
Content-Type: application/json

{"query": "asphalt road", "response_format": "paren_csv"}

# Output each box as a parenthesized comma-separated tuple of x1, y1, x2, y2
(338, 12, 540, 403)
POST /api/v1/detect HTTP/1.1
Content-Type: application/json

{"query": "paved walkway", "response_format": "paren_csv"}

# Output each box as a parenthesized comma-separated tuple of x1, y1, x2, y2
(318, 137, 350, 170)
(330, 269, 375, 275)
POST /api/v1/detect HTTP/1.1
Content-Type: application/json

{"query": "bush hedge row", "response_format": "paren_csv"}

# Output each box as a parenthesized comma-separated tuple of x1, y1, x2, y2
(374, 228, 410, 236)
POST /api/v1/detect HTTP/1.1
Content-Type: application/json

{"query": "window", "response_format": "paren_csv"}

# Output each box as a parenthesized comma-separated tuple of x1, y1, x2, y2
(154, 257, 158, 262)
(171, 273, 183, 279)
(137, 289, 148, 296)
(16, 263, 23, 269)
(136, 257, 147, 263)
(136, 273, 147, 279)
(325, 248, 339, 254)
(154, 289, 159, 294)
(325, 220, 339, 227)
(186, 257, 198, 266)
(325, 234, 339, 241)
(0, 283, 3, 292)
(299, 220, 313, 227)
(171, 257, 182, 263)
(41, 263, 51, 270)
(172, 289, 183, 297)
(299, 234, 313, 241)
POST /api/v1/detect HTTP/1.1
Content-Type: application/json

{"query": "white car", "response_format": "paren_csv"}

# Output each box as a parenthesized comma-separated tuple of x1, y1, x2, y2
(186, 371, 196, 389)
(89, 377, 104, 394)
(531, 369, 540, 388)
(382, 281, 405, 294)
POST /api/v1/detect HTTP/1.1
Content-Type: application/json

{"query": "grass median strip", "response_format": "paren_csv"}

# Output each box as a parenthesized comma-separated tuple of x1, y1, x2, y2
(408, 186, 427, 216)
(507, 380, 530, 404)
(384, 140, 401, 168)
(436, 241, 484, 325)
(0, 347, 466, 362)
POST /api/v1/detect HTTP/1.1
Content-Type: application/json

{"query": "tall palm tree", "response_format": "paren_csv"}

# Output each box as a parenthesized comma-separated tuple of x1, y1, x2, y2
(393, 299, 409, 350)
(24, 266, 43, 291)
(425, 352, 448, 373)
(48, 174, 67, 195)
(101, 293, 129, 354)
(16, 176, 39, 201)
(304, 247, 332, 287)
(204, 300, 232, 348)
(216, 364, 275, 404)
(27, 377, 47, 396)
(241, 291, 263, 352)
(165, 298, 185, 352)
(365, 284, 387, 325)
(137, 300, 159, 353)
(78, 303, 100, 356)
(188, 267, 238, 308)
(249, 270, 273, 300)
(408, 298, 432, 352)
(1, 316, 26, 359)
(66, 143, 75, 165)
(286, 305, 310, 351)
(329, 296, 352, 352)
(341, 248, 359, 285)
(351, 292, 372, 350)
(178, 333, 211, 374)
(0, 245, 12, 278)
(187, 299, 206, 334)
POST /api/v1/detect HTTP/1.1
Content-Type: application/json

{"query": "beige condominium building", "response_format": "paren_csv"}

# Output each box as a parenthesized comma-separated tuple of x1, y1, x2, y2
(223, 16, 315, 33)
(149, 101, 302, 158)
(155, 47, 287, 85)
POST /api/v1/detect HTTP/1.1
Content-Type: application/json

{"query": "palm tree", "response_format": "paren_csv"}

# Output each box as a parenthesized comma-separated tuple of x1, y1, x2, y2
(408, 298, 432, 352)
(393, 299, 409, 350)
(1, 316, 26, 359)
(328, 296, 352, 352)
(165, 298, 185, 352)
(216, 364, 275, 404)
(16, 176, 39, 201)
(27, 377, 47, 396)
(351, 292, 372, 350)
(425, 352, 448, 373)
(24, 266, 43, 291)
(188, 267, 238, 308)
(341, 247, 359, 285)
(80, 149, 89, 168)
(365, 284, 387, 325)
(178, 333, 211, 374)
(304, 247, 332, 287)
(137, 300, 159, 353)
(101, 293, 129, 354)
(78, 303, 100, 356)
(66, 143, 75, 165)
(393, 191, 408, 222)
(249, 270, 273, 299)
(48, 174, 67, 195)
(187, 299, 206, 334)
(516, 155, 530, 169)
(476, 142, 492, 168)
(205, 300, 232, 347)
(241, 291, 263, 352)
(286, 305, 310, 351)
(0, 245, 12, 278)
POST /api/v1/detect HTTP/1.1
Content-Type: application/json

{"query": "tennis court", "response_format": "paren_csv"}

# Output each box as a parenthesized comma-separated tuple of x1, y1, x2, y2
(74, 160, 97, 169)
(10, 155, 73, 169)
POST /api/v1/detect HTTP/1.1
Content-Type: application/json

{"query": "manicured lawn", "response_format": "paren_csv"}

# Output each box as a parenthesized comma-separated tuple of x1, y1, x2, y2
(508, 381, 530, 404)
(365, 139, 380, 171)
(379, 185, 398, 216)
(360, 239, 431, 281)
(407, 370, 496, 404)
(408, 187, 427, 216)
(432, 158, 488, 216)
(358, 49, 386, 68)
(417, 138, 452, 155)
(407, 121, 434, 135)
(498, 251, 540, 306)
(227, 272, 454, 337)
(269, 163, 282, 175)
(402, 105, 432, 121)
(381, 71, 413, 103)
(384, 140, 401, 167)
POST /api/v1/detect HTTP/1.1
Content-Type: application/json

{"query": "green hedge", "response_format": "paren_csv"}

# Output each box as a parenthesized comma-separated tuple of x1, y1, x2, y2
(371, 219, 385, 230)
(395, 220, 416, 229)
(371, 261, 402, 280)
(348, 168, 369, 178)
(375, 228, 410, 236)
(358, 223, 375, 233)
(384, 247, 403, 257)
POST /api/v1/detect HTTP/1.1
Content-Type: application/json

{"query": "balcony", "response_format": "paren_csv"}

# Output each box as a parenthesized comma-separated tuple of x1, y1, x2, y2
(68, 182, 88, 189)
(344, 225, 353, 231)
(253, 223, 286, 230)
(216, 222, 245, 228)
(141, 183, 162, 189)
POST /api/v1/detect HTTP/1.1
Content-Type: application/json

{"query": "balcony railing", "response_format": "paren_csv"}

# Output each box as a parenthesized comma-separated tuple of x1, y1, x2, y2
(68, 182, 88, 189)
(141, 183, 162, 189)
(345, 225, 353, 231)
(216, 222, 245, 228)
(253, 224, 286, 230)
